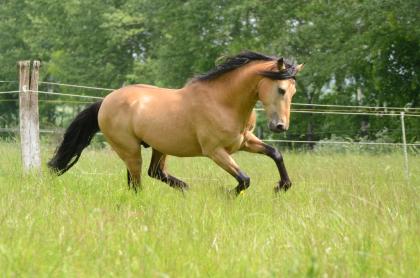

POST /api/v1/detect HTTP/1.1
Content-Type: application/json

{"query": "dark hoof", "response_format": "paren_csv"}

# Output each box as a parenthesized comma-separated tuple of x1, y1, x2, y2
(274, 180, 292, 193)
(173, 182, 189, 191)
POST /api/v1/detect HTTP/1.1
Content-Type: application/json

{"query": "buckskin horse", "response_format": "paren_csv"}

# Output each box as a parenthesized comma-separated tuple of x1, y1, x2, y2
(48, 52, 303, 195)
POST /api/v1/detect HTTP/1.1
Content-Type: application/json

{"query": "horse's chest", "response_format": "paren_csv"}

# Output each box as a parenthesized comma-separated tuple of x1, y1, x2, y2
(197, 110, 250, 154)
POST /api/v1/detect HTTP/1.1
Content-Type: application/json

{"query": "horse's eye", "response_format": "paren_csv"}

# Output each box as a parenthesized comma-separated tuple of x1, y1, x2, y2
(278, 87, 286, 95)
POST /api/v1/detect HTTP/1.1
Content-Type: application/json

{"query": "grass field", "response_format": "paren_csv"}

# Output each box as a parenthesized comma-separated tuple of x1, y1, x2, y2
(0, 142, 419, 277)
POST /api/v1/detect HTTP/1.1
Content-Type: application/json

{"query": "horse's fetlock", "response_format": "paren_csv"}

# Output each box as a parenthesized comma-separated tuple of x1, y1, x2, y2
(277, 179, 292, 192)
(243, 176, 251, 188)
(147, 168, 157, 178)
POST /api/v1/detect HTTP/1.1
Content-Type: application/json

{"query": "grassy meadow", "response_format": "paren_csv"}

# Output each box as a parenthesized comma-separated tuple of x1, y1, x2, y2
(0, 142, 419, 277)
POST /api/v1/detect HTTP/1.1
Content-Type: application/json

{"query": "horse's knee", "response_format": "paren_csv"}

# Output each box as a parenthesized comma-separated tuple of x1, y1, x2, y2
(273, 150, 283, 162)
(265, 145, 283, 162)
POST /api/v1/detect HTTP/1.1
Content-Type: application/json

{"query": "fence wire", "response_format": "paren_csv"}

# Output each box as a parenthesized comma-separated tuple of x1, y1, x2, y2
(291, 102, 420, 111)
(39, 81, 114, 91)
(262, 139, 420, 147)
(1, 86, 419, 148)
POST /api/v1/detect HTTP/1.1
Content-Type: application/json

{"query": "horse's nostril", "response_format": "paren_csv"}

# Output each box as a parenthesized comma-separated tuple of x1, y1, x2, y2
(269, 120, 287, 132)
(276, 123, 285, 130)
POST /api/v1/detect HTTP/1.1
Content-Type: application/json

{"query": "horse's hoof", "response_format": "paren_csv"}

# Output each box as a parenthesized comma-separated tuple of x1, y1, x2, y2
(274, 180, 292, 193)
(172, 182, 189, 192)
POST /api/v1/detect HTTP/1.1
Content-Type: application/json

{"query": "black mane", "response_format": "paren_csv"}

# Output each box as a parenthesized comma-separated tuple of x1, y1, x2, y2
(194, 51, 297, 82)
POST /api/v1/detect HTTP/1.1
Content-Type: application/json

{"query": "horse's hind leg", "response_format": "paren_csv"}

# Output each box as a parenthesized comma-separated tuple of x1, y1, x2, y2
(122, 150, 142, 192)
(147, 149, 189, 190)
(107, 137, 142, 192)
(122, 149, 142, 192)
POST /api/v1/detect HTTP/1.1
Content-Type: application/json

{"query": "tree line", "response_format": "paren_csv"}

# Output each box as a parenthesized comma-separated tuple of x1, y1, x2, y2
(0, 0, 419, 144)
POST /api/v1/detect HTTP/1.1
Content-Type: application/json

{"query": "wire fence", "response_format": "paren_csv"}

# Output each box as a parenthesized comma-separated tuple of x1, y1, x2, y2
(39, 81, 114, 91)
(2, 78, 419, 178)
(2, 79, 420, 108)
(1, 82, 419, 148)
(290, 102, 420, 111)
(36, 90, 104, 100)
(2, 88, 420, 115)
(253, 108, 420, 117)
(262, 139, 420, 147)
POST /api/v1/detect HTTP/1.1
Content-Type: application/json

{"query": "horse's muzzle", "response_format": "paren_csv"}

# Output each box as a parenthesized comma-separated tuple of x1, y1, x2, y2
(268, 122, 287, 133)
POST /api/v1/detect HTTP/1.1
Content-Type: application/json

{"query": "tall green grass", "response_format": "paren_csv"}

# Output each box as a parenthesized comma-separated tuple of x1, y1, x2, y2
(0, 142, 419, 277)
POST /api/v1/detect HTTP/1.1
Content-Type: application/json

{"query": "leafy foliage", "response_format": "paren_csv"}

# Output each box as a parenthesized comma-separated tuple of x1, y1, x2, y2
(0, 0, 419, 143)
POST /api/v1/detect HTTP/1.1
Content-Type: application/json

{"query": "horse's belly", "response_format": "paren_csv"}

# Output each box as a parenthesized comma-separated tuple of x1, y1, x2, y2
(135, 119, 203, 157)
(157, 143, 202, 157)
(143, 133, 203, 157)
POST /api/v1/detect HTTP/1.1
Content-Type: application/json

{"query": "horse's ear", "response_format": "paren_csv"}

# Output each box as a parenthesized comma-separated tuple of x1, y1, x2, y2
(296, 64, 304, 73)
(277, 58, 286, 70)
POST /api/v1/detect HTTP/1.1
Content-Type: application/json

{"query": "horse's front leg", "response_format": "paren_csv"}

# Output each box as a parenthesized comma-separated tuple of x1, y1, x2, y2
(209, 148, 250, 195)
(240, 132, 292, 192)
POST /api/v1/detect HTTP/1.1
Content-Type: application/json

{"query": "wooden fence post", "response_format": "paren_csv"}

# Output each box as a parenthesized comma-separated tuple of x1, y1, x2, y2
(19, 60, 41, 173)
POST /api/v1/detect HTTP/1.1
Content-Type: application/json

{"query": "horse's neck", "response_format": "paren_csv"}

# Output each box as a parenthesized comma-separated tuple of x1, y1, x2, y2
(184, 62, 272, 127)
(209, 71, 261, 121)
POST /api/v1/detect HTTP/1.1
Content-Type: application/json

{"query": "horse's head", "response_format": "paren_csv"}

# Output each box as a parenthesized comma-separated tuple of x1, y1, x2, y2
(257, 58, 303, 132)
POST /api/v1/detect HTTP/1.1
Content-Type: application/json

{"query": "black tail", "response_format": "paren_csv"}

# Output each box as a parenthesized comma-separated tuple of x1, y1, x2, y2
(48, 101, 102, 175)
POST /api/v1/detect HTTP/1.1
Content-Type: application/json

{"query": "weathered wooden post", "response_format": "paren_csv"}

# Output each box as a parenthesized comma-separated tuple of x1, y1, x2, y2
(18, 60, 41, 173)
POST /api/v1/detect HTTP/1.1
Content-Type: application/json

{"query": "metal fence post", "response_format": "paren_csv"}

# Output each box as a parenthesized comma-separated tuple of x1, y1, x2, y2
(400, 112, 409, 179)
